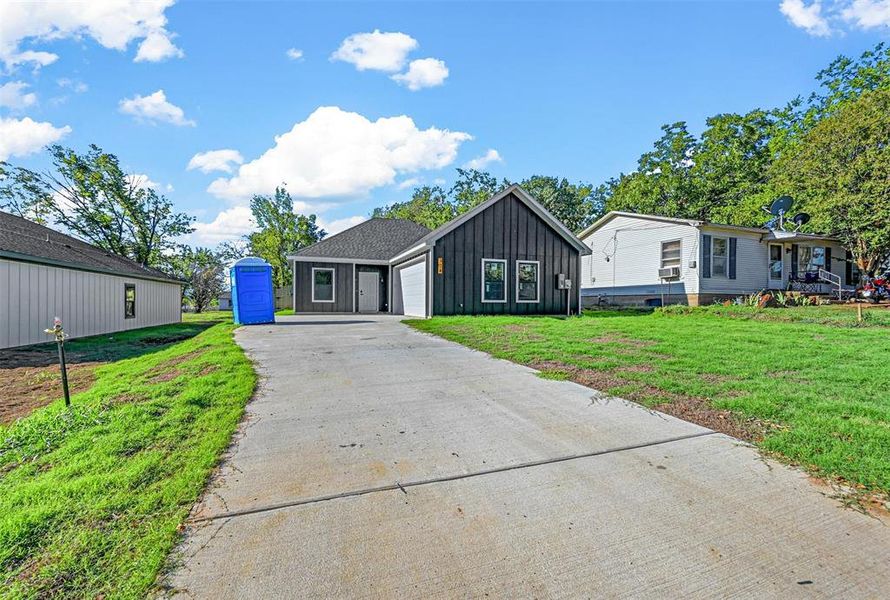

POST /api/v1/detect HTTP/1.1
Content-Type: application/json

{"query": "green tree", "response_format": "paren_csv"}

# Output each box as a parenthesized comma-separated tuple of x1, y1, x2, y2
(372, 185, 455, 229)
(246, 187, 325, 287)
(518, 175, 601, 232)
(166, 247, 226, 313)
(10, 145, 194, 267)
(450, 168, 502, 213)
(771, 87, 890, 274)
(0, 162, 52, 223)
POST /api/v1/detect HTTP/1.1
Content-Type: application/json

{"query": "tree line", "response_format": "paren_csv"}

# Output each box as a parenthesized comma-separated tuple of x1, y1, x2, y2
(0, 147, 325, 312)
(2, 43, 888, 310)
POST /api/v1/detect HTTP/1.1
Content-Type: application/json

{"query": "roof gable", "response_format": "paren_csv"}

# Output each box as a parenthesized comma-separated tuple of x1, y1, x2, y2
(419, 185, 591, 255)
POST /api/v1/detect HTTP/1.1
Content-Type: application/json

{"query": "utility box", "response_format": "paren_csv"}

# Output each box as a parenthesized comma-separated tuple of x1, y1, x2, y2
(230, 257, 275, 325)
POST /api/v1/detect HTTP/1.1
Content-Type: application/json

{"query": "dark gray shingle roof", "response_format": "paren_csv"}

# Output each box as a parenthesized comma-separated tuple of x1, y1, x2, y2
(0, 211, 181, 283)
(293, 218, 430, 261)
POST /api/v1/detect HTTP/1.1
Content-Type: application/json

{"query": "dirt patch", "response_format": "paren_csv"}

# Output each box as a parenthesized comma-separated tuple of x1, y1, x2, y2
(530, 360, 626, 391)
(146, 350, 208, 384)
(616, 364, 654, 374)
(138, 334, 194, 346)
(699, 373, 736, 384)
(149, 369, 182, 384)
(652, 396, 772, 442)
(0, 362, 102, 425)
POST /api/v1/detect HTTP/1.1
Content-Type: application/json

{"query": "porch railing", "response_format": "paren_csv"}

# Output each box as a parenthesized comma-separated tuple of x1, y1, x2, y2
(818, 268, 844, 301)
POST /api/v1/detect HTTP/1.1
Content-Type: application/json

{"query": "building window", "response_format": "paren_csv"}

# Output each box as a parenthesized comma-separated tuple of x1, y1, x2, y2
(661, 240, 682, 268)
(769, 244, 783, 281)
(312, 268, 335, 302)
(482, 259, 506, 303)
(799, 246, 825, 274)
(711, 237, 728, 277)
(124, 284, 136, 319)
(516, 260, 540, 303)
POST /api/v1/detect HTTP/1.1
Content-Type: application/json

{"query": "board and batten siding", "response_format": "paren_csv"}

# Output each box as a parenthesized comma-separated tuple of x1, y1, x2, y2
(431, 191, 580, 315)
(293, 260, 354, 313)
(0, 258, 181, 349)
(580, 215, 700, 297)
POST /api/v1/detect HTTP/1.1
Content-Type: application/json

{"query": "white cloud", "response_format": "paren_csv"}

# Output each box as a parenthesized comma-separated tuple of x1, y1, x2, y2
(207, 106, 471, 201)
(318, 215, 367, 235)
(0, 0, 183, 67)
(392, 58, 449, 90)
(331, 30, 418, 72)
(286, 48, 304, 61)
(127, 173, 160, 190)
(779, 0, 890, 34)
(842, 0, 890, 28)
(0, 116, 71, 161)
(135, 29, 184, 62)
(463, 149, 503, 170)
(57, 78, 88, 93)
(119, 89, 195, 127)
(397, 177, 421, 190)
(780, 0, 832, 35)
(187, 149, 244, 174)
(0, 81, 37, 110)
(189, 206, 256, 245)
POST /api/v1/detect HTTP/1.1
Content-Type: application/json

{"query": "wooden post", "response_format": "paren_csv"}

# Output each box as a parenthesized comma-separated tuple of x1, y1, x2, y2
(857, 303, 863, 324)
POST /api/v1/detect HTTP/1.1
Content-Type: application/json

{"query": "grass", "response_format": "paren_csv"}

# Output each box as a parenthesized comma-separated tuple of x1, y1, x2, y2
(274, 308, 295, 316)
(0, 312, 256, 599)
(407, 305, 890, 496)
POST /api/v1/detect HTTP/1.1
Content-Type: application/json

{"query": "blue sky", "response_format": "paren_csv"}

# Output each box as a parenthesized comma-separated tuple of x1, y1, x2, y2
(1, 1, 888, 245)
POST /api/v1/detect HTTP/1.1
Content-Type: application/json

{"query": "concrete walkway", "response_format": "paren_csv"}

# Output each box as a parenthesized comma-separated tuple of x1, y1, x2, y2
(166, 315, 890, 598)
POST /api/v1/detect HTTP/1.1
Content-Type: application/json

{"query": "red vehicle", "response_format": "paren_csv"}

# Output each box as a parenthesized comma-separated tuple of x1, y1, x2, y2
(858, 272, 889, 303)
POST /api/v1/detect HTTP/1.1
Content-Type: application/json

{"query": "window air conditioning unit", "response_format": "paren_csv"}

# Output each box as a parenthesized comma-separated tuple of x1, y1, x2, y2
(658, 266, 681, 279)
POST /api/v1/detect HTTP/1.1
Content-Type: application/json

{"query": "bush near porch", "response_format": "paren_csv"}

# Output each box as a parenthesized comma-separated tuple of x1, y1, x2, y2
(407, 305, 890, 499)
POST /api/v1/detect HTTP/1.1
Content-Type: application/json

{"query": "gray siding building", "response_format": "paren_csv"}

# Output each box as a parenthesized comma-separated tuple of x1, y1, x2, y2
(288, 185, 591, 317)
(1, 211, 182, 349)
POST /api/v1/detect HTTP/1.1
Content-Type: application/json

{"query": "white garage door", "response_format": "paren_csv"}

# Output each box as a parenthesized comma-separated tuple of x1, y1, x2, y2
(396, 257, 427, 317)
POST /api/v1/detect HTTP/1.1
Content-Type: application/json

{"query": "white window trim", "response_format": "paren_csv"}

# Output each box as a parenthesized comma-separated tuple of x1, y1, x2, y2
(660, 239, 683, 269)
(711, 236, 729, 278)
(311, 267, 336, 303)
(515, 260, 540, 303)
(769, 243, 783, 281)
(481, 258, 507, 303)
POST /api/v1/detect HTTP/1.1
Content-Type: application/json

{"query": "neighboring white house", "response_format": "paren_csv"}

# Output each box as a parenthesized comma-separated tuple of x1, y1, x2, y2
(0, 211, 183, 349)
(578, 212, 857, 306)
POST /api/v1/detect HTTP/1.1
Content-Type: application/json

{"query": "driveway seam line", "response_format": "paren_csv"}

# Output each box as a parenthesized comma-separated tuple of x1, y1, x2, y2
(190, 430, 718, 523)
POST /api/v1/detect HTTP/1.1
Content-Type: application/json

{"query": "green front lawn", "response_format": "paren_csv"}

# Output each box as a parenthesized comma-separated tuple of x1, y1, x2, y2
(407, 306, 890, 496)
(0, 312, 255, 599)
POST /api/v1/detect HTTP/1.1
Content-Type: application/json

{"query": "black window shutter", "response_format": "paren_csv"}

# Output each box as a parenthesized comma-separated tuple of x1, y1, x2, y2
(791, 244, 799, 278)
(728, 238, 737, 280)
(845, 250, 853, 285)
(825, 246, 832, 273)
(702, 234, 711, 278)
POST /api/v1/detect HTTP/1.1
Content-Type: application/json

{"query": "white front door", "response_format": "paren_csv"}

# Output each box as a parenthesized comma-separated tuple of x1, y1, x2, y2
(358, 271, 379, 312)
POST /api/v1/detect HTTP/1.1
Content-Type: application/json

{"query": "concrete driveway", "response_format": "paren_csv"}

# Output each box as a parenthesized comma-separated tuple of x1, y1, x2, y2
(167, 315, 889, 598)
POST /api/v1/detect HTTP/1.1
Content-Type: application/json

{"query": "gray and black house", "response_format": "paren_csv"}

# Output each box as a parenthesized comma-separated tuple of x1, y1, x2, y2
(288, 185, 591, 317)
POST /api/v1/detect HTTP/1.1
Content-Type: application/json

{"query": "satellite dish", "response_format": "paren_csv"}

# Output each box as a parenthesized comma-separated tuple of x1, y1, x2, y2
(792, 212, 810, 231)
(770, 195, 794, 216)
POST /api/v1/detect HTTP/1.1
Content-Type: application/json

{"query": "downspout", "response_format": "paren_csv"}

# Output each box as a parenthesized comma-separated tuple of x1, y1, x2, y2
(291, 260, 296, 313)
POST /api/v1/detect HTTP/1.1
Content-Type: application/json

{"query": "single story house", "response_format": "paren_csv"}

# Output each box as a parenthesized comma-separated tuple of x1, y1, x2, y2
(288, 185, 591, 317)
(0, 211, 183, 349)
(578, 211, 857, 307)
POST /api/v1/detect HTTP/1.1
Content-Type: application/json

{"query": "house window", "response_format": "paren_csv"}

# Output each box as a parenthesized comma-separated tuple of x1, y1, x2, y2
(482, 259, 506, 303)
(711, 237, 728, 277)
(661, 240, 682, 268)
(312, 268, 335, 302)
(124, 284, 136, 319)
(799, 246, 825, 274)
(769, 244, 783, 281)
(516, 261, 540, 303)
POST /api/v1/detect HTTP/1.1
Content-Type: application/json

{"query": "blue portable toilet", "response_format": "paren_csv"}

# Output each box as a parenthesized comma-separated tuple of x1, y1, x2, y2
(230, 257, 275, 325)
